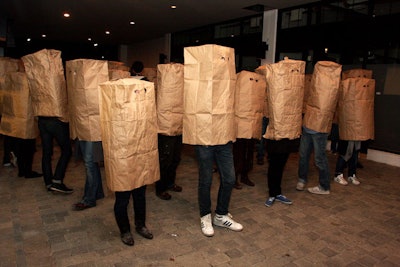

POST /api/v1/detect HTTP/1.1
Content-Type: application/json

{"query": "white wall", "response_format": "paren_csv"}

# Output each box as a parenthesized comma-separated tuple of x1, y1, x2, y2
(261, 9, 278, 64)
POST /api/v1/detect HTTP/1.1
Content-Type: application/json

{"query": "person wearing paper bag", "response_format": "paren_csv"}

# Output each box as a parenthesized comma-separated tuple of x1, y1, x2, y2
(183, 44, 243, 237)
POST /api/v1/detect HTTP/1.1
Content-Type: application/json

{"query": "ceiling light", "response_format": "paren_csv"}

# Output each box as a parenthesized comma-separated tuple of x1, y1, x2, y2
(130, 21, 135, 25)
(94, 43, 98, 47)
(63, 13, 70, 18)
(27, 38, 31, 42)
(105, 31, 110, 35)
(88, 37, 92, 41)
(171, 5, 177, 9)
(42, 34, 46, 38)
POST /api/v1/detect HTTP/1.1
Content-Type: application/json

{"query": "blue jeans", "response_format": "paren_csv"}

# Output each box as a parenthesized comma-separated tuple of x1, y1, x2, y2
(79, 141, 104, 206)
(298, 130, 330, 190)
(38, 117, 72, 187)
(195, 143, 235, 217)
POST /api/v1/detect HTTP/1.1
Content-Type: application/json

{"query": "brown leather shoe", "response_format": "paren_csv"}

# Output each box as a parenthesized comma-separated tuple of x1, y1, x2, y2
(169, 184, 182, 192)
(234, 181, 243, 190)
(136, 226, 153, 239)
(121, 232, 134, 246)
(156, 191, 171, 200)
(241, 177, 255, 187)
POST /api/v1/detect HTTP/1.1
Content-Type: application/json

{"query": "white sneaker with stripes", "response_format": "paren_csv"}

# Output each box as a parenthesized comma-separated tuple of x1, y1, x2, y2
(213, 214, 243, 231)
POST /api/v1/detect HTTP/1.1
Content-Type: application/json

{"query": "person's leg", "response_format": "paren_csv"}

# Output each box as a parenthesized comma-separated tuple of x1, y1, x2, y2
(156, 134, 172, 197)
(298, 131, 312, 184)
(3, 135, 12, 165)
(14, 137, 26, 176)
(214, 143, 235, 216)
(256, 116, 268, 164)
(195, 145, 214, 217)
(132, 185, 153, 239)
(78, 141, 103, 207)
(52, 120, 72, 182)
(312, 133, 330, 190)
(267, 152, 289, 197)
(166, 135, 183, 189)
(38, 118, 54, 188)
(232, 138, 245, 188)
(347, 147, 358, 177)
(241, 139, 255, 186)
(114, 191, 132, 234)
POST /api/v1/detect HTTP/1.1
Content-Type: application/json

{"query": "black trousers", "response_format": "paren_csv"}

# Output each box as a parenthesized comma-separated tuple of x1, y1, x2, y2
(155, 134, 182, 194)
(114, 185, 147, 234)
(15, 138, 36, 176)
(267, 152, 289, 197)
(232, 138, 254, 179)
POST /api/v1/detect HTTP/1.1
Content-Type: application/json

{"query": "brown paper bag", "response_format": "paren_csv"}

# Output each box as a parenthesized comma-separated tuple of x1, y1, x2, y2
(21, 49, 69, 120)
(235, 70, 265, 139)
(303, 74, 312, 114)
(156, 63, 184, 136)
(342, 69, 373, 80)
(303, 61, 342, 133)
(99, 78, 159, 191)
(264, 57, 305, 140)
(66, 59, 109, 141)
(338, 78, 375, 141)
(0, 72, 38, 139)
(0, 57, 22, 115)
(108, 70, 131, 80)
(183, 44, 236, 145)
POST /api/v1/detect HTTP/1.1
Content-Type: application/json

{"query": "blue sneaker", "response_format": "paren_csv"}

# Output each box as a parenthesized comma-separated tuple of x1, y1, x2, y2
(264, 197, 275, 207)
(275, 195, 292, 205)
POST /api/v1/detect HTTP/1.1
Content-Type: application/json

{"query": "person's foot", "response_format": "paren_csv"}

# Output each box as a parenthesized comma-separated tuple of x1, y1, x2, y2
(73, 202, 95, 211)
(240, 177, 255, 186)
(308, 185, 330, 195)
(257, 158, 264, 165)
(275, 195, 292, 205)
(265, 197, 275, 207)
(25, 171, 43, 179)
(213, 214, 243, 232)
(120, 232, 134, 246)
(348, 175, 361, 185)
(168, 184, 182, 192)
(156, 191, 171, 200)
(135, 226, 153, 239)
(49, 183, 74, 194)
(334, 173, 348, 185)
(200, 214, 214, 237)
(296, 181, 306, 191)
(234, 181, 242, 190)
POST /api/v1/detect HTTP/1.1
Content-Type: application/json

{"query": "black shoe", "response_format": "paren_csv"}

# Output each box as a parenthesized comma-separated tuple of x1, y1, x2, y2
(168, 184, 182, 192)
(234, 181, 243, 190)
(73, 202, 95, 211)
(156, 191, 171, 200)
(50, 183, 74, 194)
(241, 177, 255, 187)
(25, 171, 43, 179)
(121, 232, 134, 246)
(136, 226, 153, 239)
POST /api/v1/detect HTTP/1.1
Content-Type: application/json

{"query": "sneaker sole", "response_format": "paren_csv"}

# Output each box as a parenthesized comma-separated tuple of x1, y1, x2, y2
(49, 187, 74, 194)
(275, 199, 292, 205)
(308, 189, 330, 195)
(213, 222, 243, 232)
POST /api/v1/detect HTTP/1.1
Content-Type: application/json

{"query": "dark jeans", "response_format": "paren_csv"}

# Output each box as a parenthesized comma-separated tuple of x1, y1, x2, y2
(114, 185, 147, 234)
(156, 134, 182, 194)
(267, 152, 289, 197)
(14, 138, 36, 176)
(195, 143, 235, 217)
(38, 117, 72, 187)
(335, 149, 358, 177)
(233, 138, 254, 179)
(79, 141, 104, 206)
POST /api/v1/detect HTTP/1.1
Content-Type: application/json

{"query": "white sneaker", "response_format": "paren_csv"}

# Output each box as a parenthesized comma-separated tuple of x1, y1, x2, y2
(334, 173, 348, 185)
(308, 185, 330, 195)
(348, 175, 360, 185)
(213, 214, 243, 232)
(296, 181, 306, 191)
(200, 214, 214, 237)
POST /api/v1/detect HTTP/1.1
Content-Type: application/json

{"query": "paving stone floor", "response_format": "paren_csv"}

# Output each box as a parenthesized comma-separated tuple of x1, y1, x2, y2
(0, 140, 399, 267)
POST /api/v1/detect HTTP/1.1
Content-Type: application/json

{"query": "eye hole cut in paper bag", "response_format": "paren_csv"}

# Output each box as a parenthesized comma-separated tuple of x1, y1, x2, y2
(183, 44, 236, 145)
(99, 78, 160, 192)
(338, 77, 375, 141)
(156, 63, 184, 136)
(303, 61, 342, 133)
(66, 59, 109, 142)
(21, 49, 69, 121)
(264, 57, 305, 140)
(0, 72, 38, 139)
(235, 70, 266, 140)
